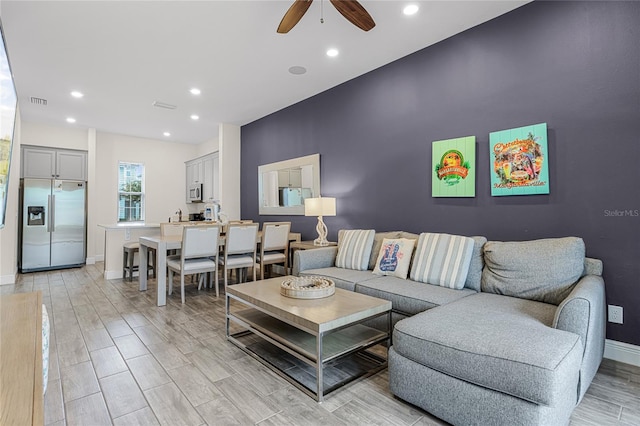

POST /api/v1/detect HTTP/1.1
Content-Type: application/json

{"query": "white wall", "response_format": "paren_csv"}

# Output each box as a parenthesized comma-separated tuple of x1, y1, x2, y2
(0, 111, 21, 284)
(196, 137, 219, 158)
(93, 132, 198, 259)
(219, 123, 241, 220)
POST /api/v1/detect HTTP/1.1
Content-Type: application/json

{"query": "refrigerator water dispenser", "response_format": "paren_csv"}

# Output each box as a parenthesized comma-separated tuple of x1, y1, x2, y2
(27, 206, 45, 226)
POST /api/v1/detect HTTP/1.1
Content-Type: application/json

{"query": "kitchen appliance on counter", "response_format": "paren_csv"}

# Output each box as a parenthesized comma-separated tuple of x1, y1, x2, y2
(189, 212, 204, 221)
(188, 183, 203, 202)
(204, 201, 220, 222)
(19, 178, 87, 272)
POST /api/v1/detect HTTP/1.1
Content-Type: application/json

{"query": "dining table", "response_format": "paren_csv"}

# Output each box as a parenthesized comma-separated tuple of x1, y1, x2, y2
(138, 230, 301, 306)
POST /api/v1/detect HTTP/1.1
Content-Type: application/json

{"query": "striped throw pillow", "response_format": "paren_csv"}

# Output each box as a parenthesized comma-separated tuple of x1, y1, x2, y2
(335, 229, 376, 271)
(410, 233, 475, 289)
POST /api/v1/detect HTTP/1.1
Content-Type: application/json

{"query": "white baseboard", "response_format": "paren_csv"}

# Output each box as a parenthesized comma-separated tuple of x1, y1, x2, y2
(86, 257, 96, 265)
(104, 270, 122, 280)
(95, 254, 104, 262)
(0, 273, 17, 285)
(604, 339, 640, 367)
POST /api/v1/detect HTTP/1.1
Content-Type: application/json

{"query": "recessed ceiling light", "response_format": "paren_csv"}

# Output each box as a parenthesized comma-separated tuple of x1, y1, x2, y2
(326, 48, 339, 57)
(403, 4, 419, 15)
(288, 66, 307, 75)
(66, 117, 76, 123)
(70, 91, 84, 98)
(163, 132, 171, 137)
(189, 88, 201, 95)
(190, 114, 199, 120)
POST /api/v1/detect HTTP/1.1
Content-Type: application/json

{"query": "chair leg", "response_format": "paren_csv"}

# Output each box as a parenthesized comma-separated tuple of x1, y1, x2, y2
(122, 249, 127, 280)
(224, 266, 228, 290)
(214, 270, 219, 298)
(198, 274, 204, 291)
(181, 273, 186, 304)
(150, 249, 156, 279)
(128, 250, 136, 281)
(252, 262, 256, 282)
(260, 261, 265, 281)
(168, 269, 173, 295)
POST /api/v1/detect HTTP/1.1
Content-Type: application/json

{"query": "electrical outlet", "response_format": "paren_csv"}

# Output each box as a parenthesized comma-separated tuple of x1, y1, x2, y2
(608, 305, 623, 324)
(124, 228, 131, 241)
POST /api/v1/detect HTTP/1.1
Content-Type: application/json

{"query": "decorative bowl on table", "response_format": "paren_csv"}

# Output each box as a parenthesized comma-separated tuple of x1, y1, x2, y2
(280, 276, 335, 299)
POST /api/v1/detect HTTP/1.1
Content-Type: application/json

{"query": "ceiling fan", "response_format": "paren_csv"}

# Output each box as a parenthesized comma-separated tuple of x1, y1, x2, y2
(277, 0, 376, 34)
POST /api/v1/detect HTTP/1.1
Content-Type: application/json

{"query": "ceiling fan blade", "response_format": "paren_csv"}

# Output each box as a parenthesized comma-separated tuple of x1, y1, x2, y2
(329, 0, 376, 31)
(277, 0, 314, 34)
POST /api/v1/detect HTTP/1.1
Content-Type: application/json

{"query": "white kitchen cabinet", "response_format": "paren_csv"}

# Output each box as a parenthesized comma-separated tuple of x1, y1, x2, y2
(186, 159, 203, 185)
(186, 152, 218, 203)
(277, 168, 302, 188)
(202, 153, 219, 202)
(21, 146, 87, 181)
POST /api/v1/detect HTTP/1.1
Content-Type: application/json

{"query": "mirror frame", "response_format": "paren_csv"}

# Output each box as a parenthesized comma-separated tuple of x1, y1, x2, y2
(258, 153, 320, 215)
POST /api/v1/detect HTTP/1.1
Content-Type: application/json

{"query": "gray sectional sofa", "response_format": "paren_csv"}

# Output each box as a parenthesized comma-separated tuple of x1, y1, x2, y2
(293, 230, 606, 426)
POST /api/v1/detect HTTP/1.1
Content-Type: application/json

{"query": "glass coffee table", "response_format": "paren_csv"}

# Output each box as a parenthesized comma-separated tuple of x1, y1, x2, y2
(225, 276, 391, 402)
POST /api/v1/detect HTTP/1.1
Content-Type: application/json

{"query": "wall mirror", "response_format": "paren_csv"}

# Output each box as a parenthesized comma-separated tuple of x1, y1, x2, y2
(258, 153, 320, 215)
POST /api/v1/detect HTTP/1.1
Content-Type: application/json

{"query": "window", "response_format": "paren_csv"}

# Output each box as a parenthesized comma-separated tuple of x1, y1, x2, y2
(118, 162, 144, 222)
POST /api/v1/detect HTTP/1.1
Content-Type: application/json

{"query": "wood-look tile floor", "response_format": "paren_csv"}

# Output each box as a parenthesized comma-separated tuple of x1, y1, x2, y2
(3, 263, 639, 425)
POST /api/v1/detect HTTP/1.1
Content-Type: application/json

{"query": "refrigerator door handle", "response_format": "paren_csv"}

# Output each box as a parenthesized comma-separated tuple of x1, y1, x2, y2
(47, 195, 52, 232)
(50, 194, 56, 232)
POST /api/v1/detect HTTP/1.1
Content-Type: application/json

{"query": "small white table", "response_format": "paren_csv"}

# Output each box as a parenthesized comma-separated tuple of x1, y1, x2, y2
(139, 232, 302, 306)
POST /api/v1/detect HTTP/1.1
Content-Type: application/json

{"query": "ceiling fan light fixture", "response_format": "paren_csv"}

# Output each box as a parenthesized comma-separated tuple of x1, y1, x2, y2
(403, 4, 419, 16)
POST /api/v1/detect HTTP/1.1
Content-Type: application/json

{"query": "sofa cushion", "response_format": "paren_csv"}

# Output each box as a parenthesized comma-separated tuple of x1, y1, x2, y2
(299, 267, 377, 292)
(410, 233, 475, 289)
(355, 275, 475, 316)
(463, 236, 487, 292)
(392, 293, 583, 406)
(372, 238, 416, 279)
(335, 229, 375, 271)
(482, 237, 585, 305)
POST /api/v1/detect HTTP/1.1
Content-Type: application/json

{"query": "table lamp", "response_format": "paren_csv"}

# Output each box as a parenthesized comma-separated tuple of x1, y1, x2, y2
(304, 196, 336, 246)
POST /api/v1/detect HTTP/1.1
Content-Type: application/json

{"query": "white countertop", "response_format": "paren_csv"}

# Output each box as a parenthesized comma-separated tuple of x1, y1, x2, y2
(98, 223, 161, 230)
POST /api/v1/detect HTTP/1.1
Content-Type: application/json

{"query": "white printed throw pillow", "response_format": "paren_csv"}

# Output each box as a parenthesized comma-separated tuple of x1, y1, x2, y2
(372, 238, 416, 279)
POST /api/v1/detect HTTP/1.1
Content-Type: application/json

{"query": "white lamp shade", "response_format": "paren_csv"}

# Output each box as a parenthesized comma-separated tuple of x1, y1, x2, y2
(305, 197, 336, 217)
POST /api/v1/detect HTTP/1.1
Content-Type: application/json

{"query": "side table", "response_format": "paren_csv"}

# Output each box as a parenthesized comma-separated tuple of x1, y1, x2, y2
(289, 240, 337, 274)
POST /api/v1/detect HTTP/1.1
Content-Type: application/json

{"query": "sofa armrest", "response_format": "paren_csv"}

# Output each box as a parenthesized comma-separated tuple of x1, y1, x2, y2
(293, 246, 338, 276)
(553, 274, 606, 402)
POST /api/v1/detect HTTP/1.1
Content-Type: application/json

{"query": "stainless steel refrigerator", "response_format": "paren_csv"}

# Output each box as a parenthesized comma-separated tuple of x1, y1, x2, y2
(20, 178, 86, 272)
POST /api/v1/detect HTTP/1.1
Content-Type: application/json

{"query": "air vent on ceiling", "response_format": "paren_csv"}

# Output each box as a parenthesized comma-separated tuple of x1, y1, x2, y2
(30, 97, 48, 106)
(152, 101, 177, 110)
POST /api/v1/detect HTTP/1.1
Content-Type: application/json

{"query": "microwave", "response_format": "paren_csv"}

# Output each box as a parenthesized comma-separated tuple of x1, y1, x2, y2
(188, 183, 203, 202)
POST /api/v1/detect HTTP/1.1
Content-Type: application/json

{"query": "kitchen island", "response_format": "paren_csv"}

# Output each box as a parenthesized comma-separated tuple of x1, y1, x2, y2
(98, 223, 161, 279)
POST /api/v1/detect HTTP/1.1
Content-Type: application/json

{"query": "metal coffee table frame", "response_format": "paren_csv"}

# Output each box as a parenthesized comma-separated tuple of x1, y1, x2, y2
(225, 277, 391, 402)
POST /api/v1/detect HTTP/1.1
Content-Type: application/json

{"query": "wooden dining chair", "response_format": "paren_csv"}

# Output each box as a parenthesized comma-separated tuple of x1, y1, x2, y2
(257, 222, 291, 279)
(167, 225, 220, 303)
(219, 223, 259, 289)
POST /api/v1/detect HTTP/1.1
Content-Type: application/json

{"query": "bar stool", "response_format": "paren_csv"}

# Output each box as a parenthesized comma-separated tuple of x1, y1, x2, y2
(122, 242, 156, 281)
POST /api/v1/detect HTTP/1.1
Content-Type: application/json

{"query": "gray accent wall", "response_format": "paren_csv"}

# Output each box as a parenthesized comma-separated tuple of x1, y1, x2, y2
(241, 1, 640, 346)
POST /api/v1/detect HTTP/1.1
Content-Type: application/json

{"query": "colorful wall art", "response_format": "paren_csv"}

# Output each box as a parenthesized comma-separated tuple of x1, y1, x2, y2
(432, 136, 475, 197)
(489, 123, 549, 196)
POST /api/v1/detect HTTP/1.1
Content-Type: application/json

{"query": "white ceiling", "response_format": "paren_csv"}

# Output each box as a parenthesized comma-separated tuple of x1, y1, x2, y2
(1, 0, 529, 145)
